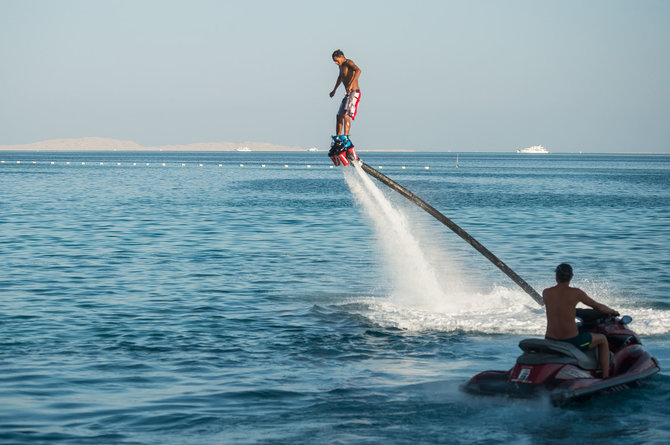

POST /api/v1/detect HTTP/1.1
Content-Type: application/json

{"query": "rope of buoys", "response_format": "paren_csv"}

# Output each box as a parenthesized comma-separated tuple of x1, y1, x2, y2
(1, 159, 439, 171)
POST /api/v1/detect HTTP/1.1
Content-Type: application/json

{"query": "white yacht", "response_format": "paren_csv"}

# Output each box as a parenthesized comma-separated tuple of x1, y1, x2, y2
(516, 145, 549, 154)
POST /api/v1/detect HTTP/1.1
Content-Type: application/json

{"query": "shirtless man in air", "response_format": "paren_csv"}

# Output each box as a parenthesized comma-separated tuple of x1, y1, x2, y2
(543, 263, 619, 378)
(329, 49, 361, 147)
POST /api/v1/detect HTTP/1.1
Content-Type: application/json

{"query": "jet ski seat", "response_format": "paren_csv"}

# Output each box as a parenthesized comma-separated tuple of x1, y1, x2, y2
(517, 338, 599, 370)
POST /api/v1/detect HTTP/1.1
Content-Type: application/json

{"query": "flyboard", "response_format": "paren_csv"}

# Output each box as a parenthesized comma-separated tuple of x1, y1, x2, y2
(328, 138, 543, 306)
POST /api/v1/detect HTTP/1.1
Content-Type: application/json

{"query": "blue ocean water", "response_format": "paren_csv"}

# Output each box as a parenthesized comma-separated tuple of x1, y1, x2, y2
(1, 151, 669, 444)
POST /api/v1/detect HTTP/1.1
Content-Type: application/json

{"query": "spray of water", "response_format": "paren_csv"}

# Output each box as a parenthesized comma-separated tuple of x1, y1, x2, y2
(340, 163, 670, 336)
(343, 164, 459, 312)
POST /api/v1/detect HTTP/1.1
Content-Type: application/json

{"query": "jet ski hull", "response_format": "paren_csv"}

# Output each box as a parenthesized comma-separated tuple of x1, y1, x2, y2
(463, 310, 660, 405)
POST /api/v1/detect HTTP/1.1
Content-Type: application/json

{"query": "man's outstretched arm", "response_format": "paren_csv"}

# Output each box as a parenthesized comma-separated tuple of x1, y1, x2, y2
(330, 74, 343, 97)
(578, 289, 619, 316)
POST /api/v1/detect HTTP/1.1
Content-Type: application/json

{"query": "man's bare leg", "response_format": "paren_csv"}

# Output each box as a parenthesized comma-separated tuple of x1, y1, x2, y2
(343, 115, 351, 136)
(336, 114, 344, 136)
(590, 333, 610, 378)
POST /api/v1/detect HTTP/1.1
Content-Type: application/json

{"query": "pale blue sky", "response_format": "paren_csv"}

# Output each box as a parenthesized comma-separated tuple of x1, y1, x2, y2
(1, 0, 668, 152)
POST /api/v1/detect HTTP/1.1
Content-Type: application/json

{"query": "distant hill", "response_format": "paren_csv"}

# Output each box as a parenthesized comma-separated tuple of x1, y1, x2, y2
(0, 137, 306, 152)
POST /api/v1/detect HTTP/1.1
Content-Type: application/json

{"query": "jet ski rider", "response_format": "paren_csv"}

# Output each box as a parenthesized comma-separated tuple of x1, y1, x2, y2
(542, 263, 620, 378)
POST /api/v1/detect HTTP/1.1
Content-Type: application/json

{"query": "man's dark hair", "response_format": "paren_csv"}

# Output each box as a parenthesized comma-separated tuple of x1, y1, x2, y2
(332, 49, 344, 58)
(555, 263, 574, 283)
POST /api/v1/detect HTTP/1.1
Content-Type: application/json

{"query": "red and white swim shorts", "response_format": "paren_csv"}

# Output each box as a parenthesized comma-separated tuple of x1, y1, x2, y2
(337, 89, 361, 120)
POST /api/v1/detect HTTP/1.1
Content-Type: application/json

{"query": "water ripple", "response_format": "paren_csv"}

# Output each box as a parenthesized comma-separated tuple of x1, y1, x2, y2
(1, 152, 669, 444)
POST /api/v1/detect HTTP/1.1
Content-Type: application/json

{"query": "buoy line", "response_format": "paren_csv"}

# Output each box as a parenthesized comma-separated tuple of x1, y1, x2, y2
(1, 160, 435, 170)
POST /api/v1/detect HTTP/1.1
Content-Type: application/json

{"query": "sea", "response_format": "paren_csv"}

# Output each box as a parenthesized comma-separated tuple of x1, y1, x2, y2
(1, 151, 669, 444)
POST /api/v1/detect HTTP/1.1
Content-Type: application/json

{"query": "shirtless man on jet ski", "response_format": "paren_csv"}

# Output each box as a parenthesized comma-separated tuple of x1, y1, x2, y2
(543, 263, 619, 378)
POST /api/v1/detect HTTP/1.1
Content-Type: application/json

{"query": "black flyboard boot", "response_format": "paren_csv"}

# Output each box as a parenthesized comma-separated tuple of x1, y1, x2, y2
(329, 136, 349, 166)
(328, 136, 358, 166)
(342, 135, 359, 162)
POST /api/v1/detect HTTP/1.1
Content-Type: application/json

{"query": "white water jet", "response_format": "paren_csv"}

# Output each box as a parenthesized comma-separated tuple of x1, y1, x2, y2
(343, 163, 473, 313)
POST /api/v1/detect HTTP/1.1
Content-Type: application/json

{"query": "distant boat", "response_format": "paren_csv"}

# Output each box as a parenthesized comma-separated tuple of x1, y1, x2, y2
(307, 147, 319, 152)
(236, 147, 251, 152)
(516, 145, 549, 154)
(456, 153, 459, 169)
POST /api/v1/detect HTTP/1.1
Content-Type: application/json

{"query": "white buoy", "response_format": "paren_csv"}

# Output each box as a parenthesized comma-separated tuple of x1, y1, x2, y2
(329, 165, 334, 168)
(117, 162, 121, 166)
(284, 164, 289, 168)
(162, 163, 166, 167)
(424, 166, 430, 170)
(51, 162, 55, 165)
(1, 160, 4, 164)
(401, 166, 406, 169)
(218, 164, 222, 167)
(182, 163, 186, 167)
(17, 161, 21, 164)
(33, 161, 37, 164)
(100, 162, 104, 165)
(199, 164, 203, 167)
(261, 164, 266, 168)
(240, 164, 244, 167)
(133, 163, 137, 166)
(81, 162, 85, 165)
(146, 163, 150, 166)
(66, 162, 70, 165)
(378, 166, 383, 169)
(306, 165, 311, 168)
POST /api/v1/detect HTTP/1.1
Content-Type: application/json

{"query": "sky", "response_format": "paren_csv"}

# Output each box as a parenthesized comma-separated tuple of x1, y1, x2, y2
(1, 0, 668, 152)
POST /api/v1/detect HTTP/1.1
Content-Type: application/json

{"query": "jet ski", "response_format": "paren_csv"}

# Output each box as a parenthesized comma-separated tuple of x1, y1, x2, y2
(463, 309, 660, 405)
(328, 135, 358, 166)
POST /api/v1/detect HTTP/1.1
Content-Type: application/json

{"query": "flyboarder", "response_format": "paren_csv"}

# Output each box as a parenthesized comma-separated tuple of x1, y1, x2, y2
(328, 49, 361, 166)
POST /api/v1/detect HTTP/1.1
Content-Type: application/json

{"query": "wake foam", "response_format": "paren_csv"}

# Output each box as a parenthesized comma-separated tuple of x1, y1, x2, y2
(336, 294, 670, 336)
(341, 288, 545, 335)
(340, 163, 670, 337)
